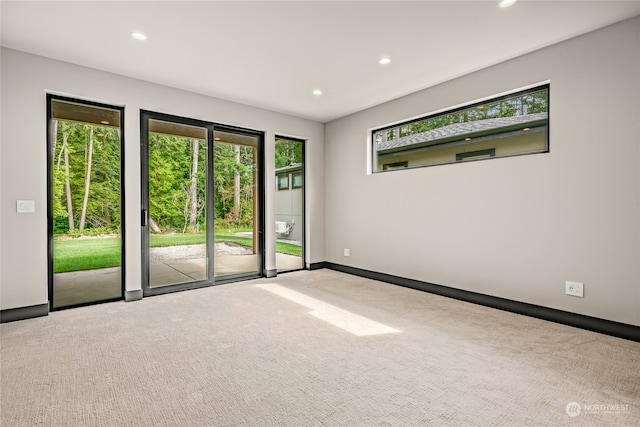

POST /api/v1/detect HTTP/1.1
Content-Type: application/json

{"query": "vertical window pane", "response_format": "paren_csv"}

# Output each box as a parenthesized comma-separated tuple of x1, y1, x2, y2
(50, 98, 123, 308)
(292, 172, 303, 188)
(214, 131, 261, 278)
(275, 137, 304, 272)
(147, 119, 208, 288)
(277, 174, 289, 190)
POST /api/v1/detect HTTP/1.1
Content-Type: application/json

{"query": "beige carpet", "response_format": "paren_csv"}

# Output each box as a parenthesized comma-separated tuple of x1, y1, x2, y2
(1, 269, 639, 426)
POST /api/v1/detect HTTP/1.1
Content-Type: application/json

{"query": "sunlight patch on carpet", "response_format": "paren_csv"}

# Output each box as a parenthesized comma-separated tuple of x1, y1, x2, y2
(256, 283, 400, 336)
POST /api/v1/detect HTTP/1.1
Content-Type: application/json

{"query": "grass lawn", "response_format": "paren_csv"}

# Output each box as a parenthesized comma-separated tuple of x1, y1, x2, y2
(54, 238, 121, 273)
(273, 241, 303, 257)
(54, 232, 302, 273)
(150, 234, 205, 247)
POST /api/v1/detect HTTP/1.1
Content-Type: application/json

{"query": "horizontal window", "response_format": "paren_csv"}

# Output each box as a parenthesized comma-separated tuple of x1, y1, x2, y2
(372, 84, 549, 172)
(456, 149, 495, 162)
(383, 161, 408, 171)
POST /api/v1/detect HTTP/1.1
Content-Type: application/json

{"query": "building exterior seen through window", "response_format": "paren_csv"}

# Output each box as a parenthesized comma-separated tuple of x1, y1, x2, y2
(373, 84, 549, 172)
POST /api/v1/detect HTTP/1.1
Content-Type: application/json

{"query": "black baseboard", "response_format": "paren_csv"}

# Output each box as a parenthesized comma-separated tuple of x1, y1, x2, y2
(309, 262, 328, 271)
(125, 289, 143, 302)
(325, 263, 640, 343)
(0, 303, 49, 323)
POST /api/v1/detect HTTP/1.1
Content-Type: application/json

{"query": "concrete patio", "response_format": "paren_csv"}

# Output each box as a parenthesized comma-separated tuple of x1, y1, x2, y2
(53, 252, 303, 308)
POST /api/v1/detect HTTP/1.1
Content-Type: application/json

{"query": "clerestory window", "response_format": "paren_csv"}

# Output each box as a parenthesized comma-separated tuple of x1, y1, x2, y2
(372, 84, 549, 172)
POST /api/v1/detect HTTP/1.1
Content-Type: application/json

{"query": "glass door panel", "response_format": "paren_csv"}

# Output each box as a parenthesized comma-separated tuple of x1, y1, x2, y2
(275, 137, 305, 272)
(213, 130, 261, 277)
(144, 117, 213, 289)
(48, 96, 124, 309)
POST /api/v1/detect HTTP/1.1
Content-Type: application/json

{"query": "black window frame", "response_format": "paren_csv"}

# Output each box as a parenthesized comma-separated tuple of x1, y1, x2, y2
(46, 94, 126, 311)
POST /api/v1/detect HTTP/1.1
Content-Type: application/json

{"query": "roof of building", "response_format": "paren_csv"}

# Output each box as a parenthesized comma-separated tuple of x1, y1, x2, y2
(377, 112, 548, 153)
(275, 163, 303, 173)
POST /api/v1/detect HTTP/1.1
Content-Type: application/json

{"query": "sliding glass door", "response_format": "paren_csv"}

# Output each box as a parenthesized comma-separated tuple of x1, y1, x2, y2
(142, 114, 214, 290)
(141, 111, 263, 295)
(213, 131, 262, 277)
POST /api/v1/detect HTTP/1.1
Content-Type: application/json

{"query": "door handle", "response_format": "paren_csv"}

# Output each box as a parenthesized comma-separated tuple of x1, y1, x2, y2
(141, 209, 148, 227)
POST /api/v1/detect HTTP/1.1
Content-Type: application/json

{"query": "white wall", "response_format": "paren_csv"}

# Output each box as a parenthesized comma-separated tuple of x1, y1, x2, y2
(0, 48, 325, 311)
(325, 17, 640, 326)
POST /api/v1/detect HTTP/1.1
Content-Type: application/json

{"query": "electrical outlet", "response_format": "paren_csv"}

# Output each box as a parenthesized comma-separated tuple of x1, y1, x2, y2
(343, 248, 350, 257)
(565, 281, 584, 297)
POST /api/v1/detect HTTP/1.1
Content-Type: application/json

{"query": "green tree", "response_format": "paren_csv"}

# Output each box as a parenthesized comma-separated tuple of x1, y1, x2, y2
(53, 121, 122, 235)
(396, 89, 548, 139)
(214, 142, 255, 228)
(78, 126, 94, 231)
(275, 139, 303, 168)
(148, 134, 206, 233)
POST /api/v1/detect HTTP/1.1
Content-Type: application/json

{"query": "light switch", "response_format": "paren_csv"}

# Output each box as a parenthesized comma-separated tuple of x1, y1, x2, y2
(17, 200, 35, 213)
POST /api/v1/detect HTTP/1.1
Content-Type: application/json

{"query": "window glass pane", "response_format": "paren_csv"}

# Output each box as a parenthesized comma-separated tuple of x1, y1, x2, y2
(277, 174, 289, 190)
(147, 119, 208, 288)
(373, 85, 549, 171)
(50, 98, 123, 308)
(383, 161, 408, 171)
(456, 149, 495, 162)
(275, 137, 304, 273)
(292, 172, 303, 188)
(214, 131, 261, 278)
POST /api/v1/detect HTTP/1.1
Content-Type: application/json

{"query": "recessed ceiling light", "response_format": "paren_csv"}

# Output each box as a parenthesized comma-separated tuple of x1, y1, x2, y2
(465, 138, 472, 141)
(312, 89, 322, 96)
(523, 127, 530, 131)
(499, 0, 516, 8)
(131, 32, 147, 41)
(379, 57, 391, 65)
(101, 120, 110, 125)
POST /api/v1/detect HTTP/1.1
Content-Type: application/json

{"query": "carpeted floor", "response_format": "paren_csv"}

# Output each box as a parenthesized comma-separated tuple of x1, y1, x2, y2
(1, 269, 639, 426)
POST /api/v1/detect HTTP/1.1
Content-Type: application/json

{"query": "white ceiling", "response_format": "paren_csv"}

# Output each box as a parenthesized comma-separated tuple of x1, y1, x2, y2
(2, 1, 639, 122)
